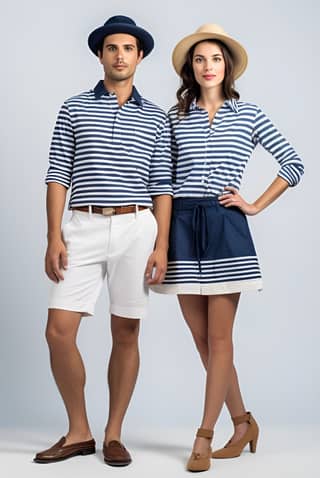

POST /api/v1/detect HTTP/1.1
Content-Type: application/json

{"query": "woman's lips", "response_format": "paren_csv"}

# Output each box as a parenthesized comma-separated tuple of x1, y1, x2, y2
(203, 75, 216, 80)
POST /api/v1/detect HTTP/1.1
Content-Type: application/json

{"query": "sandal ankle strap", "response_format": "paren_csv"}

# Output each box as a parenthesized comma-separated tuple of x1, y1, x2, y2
(196, 428, 213, 439)
(232, 411, 252, 426)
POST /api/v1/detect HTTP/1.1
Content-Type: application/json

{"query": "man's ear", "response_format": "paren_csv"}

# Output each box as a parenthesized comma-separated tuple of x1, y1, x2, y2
(137, 49, 144, 65)
(97, 50, 103, 64)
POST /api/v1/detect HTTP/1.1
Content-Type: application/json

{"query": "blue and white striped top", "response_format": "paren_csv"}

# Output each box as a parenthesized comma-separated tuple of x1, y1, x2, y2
(168, 98, 304, 197)
(45, 80, 173, 208)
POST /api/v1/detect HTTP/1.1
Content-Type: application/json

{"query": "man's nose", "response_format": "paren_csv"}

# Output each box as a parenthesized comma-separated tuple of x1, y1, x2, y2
(116, 49, 124, 60)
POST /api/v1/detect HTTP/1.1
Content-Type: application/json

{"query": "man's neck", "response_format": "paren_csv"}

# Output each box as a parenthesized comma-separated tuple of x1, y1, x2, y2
(103, 78, 134, 107)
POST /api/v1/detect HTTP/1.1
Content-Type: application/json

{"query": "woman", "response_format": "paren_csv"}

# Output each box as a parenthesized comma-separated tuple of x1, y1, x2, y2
(151, 24, 304, 472)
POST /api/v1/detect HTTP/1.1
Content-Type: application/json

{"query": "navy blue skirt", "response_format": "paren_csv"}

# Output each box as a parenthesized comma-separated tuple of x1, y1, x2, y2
(152, 197, 263, 295)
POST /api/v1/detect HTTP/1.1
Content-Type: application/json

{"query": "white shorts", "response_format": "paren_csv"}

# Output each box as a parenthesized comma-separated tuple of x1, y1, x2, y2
(48, 207, 158, 319)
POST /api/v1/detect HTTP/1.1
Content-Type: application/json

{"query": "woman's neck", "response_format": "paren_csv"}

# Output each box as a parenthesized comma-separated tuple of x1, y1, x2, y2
(197, 87, 225, 110)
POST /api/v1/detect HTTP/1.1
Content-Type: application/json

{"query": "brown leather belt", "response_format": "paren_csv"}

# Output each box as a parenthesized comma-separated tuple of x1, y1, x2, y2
(72, 205, 149, 216)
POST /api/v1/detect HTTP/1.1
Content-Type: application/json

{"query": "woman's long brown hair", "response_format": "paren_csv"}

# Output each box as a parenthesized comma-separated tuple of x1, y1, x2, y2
(176, 39, 240, 116)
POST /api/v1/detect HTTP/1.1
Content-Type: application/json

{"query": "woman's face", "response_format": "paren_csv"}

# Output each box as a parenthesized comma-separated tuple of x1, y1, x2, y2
(192, 41, 225, 91)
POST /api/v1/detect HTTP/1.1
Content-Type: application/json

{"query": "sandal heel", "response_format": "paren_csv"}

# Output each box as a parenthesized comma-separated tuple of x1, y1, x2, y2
(249, 432, 258, 453)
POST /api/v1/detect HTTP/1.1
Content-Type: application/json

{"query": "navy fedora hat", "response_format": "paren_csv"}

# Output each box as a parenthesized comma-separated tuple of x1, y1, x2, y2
(88, 15, 154, 57)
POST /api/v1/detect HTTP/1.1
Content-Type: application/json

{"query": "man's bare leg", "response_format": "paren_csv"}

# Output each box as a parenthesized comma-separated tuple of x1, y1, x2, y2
(104, 315, 140, 444)
(46, 309, 93, 444)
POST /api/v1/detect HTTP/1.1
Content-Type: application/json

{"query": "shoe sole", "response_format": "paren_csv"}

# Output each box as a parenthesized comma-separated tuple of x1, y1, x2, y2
(104, 458, 132, 467)
(33, 449, 96, 463)
(187, 469, 210, 473)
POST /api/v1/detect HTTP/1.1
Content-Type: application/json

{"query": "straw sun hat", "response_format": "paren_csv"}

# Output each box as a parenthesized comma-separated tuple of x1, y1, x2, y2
(172, 24, 248, 79)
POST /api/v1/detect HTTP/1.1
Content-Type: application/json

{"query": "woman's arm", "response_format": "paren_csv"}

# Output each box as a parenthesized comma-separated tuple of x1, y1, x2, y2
(220, 105, 304, 215)
(219, 177, 289, 215)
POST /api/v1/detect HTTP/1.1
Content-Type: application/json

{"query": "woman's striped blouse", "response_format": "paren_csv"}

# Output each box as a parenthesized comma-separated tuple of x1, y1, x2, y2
(168, 98, 304, 197)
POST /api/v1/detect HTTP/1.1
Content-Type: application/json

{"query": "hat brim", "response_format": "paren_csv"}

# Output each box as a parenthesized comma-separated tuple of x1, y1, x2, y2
(172, 32, 248, 79)
(88, 23, 154, 57)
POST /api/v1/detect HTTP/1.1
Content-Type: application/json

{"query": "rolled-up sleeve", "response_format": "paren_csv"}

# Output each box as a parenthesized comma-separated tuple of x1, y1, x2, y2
(252, 107, 304, 186)
(148, 116, 173, 196)
(45, 102, 75, 189)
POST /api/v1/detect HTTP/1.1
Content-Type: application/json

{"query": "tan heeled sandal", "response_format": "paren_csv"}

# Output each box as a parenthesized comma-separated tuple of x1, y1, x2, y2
(212, 411, 259, 459)
(187, 428, 213, 472)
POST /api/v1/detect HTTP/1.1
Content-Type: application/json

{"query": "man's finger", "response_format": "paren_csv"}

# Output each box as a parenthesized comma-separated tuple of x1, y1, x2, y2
(61, 250, 68, 270)
(145, 258, 154, 277)
(51, 257, 64, 280)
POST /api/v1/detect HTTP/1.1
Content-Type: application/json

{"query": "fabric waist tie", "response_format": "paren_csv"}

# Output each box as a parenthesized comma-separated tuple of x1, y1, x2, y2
(192, 205, 209, 274)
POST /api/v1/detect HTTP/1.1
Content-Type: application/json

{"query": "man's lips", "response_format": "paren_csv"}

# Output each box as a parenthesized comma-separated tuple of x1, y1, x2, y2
(113, 64, 127, 69)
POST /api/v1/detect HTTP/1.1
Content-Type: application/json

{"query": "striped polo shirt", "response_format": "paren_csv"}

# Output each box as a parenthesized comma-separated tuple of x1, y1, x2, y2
(45, 80, 173, 208)
(168, 98, 304, 197)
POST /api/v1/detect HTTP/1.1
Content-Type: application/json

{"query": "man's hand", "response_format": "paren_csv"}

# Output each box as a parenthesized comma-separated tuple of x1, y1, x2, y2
(45, 237, 68, 283)
(145, 247, 168, 285)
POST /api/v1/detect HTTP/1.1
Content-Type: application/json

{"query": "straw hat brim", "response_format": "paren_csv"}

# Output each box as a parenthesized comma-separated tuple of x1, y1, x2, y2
(172, 31, 248, 79)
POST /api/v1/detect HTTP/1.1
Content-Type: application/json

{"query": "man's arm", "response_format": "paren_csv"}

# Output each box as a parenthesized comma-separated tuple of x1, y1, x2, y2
(45, 183, 68, 283)
(145, 194, 172, 284)
(45, 101, 75, 282)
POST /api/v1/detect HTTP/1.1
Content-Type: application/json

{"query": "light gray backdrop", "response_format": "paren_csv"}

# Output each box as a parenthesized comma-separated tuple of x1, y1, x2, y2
(1, 0, 318, 434)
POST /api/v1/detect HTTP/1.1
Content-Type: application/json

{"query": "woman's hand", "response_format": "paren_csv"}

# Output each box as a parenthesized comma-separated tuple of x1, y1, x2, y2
(218, 187, 259, 216)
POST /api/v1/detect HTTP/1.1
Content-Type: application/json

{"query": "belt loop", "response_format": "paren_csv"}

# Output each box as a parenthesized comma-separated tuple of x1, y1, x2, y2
(135, 204, 138, 219)
(88, 205, 92, 217)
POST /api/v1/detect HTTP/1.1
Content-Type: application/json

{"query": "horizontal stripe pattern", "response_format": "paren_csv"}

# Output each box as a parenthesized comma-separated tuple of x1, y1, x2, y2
(45, 81, 173, 208)
(163, 256, 261, 284)
(151, 278, 263, 295)
(168, 99, 304, 197)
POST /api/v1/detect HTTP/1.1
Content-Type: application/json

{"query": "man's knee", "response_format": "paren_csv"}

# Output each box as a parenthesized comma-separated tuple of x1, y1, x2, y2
(111, 316, 140, 347)
(45, 309, 80, 346)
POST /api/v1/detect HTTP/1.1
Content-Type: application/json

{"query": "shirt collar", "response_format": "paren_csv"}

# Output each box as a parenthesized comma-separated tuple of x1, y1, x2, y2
(93, 80, 143, 107)
(190, 97, 239, 113)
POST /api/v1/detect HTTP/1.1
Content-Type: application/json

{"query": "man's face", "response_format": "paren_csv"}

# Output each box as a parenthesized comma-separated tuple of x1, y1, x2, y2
(98, 33, 143, 82)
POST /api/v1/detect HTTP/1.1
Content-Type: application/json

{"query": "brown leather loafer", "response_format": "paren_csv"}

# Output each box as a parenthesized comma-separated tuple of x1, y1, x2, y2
(103, 440, 132, 466)
(33, 436, 96, 463)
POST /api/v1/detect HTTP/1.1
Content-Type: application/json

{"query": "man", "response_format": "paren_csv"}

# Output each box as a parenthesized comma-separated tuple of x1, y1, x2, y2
(34, 15, 172, 466)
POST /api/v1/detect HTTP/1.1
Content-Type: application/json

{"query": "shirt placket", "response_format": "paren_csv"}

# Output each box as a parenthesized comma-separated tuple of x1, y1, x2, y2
(201, 121, 211, 193)
(109, 93, 120, 142)
(205, 108, 224, 195)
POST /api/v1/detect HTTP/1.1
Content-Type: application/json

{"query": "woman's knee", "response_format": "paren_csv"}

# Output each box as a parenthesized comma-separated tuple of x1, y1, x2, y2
(208, 332, 233, 355)
(192, 331, 209, 357)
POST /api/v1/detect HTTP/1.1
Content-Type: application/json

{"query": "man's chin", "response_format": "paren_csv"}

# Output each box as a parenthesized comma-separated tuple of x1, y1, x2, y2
(109, 71, 133, 82)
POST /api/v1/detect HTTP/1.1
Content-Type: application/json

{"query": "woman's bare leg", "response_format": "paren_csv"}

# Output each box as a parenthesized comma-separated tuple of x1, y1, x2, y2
(178, 293, 243, 454)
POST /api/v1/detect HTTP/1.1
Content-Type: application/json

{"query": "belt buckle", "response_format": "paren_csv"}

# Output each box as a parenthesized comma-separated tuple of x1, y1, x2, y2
(102, 207, 116, 216)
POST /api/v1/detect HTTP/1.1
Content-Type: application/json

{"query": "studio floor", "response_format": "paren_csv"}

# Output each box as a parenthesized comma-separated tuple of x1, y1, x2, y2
(0, 426, 317, 478)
